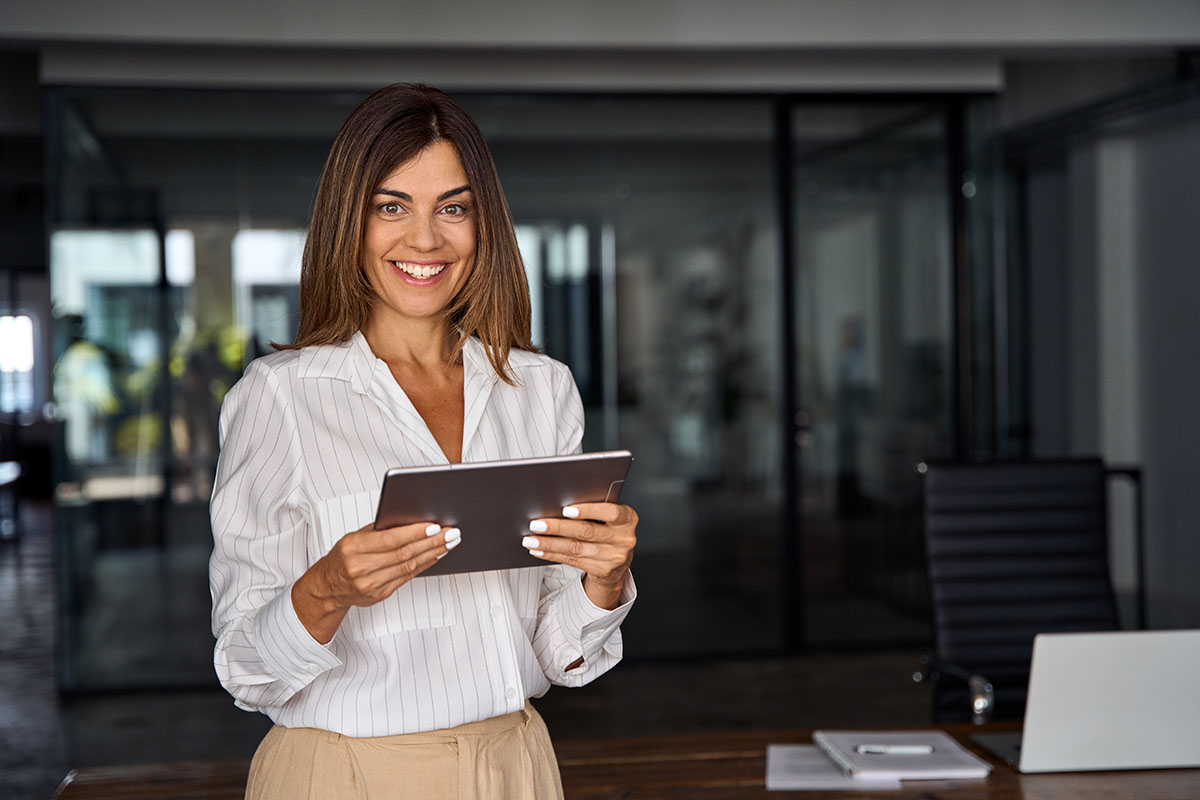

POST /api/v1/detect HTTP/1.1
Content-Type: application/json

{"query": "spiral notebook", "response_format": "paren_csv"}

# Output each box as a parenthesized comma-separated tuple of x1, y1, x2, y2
(812, 730, 992, 781)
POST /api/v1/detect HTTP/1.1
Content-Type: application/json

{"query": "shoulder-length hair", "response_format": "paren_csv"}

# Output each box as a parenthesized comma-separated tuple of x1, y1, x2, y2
(281, 83, 533, 383)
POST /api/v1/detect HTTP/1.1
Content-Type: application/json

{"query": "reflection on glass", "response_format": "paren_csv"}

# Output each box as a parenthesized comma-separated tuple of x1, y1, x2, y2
(166, 230, 195, 286)
(232, 229, 304, 355)
(793, 105, 951, 646)
(513, 225, 544, 347)
(0, 315, 36, 413)
(48, 87, 344, 688)
(46, 87, 975, 690)
(475, 94, 784, 655)
(50, 230, 161, 475)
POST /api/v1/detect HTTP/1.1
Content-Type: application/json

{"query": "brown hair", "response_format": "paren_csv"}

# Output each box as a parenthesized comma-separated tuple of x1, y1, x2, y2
(280, 84, 533, 382)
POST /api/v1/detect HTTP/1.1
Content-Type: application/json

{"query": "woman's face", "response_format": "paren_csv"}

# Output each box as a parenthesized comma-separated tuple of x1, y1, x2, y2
(362, 140, 477, 331)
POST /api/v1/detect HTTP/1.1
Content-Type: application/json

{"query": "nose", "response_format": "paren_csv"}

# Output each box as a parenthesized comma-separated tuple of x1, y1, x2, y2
(406, 213, 441, 252)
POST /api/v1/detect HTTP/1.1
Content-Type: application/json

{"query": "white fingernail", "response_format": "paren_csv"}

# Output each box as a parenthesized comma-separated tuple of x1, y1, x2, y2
(522, 536, 539, 549)
(445, 537, 461, 551)
(425, 524, 441, 537)
(562, 506, 579, 518)
(529, 520, 547, 533)
(444, 528, 461, 545)
(436, 552, 448, 559)
(529, 550, 544, 557)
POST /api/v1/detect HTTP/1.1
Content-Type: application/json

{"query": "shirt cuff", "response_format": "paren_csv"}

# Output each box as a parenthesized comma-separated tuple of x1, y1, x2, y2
(559, 572, 637, 665)
(252, 582, 343, 692)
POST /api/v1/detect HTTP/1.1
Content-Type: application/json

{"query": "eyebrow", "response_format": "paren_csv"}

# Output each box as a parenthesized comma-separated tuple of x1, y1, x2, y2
(374, 184, 472, 202)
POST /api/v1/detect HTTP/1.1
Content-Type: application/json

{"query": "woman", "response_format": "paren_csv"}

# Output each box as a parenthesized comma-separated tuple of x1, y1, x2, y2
(209, 84, 637, 799)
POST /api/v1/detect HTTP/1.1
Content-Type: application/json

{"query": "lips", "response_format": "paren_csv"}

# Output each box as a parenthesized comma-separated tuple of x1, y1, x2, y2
(391, 261, 447, 279)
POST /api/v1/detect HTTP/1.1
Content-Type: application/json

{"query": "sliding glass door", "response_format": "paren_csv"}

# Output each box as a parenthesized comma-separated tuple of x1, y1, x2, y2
(474, 95, 788, 656)
(790, 103, 956, 646)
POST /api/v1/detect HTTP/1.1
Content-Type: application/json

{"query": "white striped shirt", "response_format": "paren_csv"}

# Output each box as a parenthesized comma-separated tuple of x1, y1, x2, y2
(209, 331, 635, 736)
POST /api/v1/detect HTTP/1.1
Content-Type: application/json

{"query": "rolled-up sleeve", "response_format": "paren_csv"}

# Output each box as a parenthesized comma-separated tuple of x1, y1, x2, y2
(534, 567, 637, 686)
(209, 360, 340, 711)
(531, 359, 637, 686)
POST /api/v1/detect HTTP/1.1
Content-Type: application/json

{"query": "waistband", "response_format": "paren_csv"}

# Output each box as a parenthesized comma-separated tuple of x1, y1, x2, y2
(317, 701, 534, 745)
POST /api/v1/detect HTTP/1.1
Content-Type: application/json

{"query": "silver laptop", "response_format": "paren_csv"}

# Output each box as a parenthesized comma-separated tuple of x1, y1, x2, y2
(973, 629, 1200, 773)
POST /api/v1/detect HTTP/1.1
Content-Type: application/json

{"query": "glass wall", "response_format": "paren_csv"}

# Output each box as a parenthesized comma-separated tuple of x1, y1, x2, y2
(48, 89, 785, 687)
(790, 104, 954, 646)
(1008, 77, 1200, 629)
(47, 90, 335, 687)
(47, 87, 984, 689)
(0, 269, 46, 542)
(477, 96, 784, 655)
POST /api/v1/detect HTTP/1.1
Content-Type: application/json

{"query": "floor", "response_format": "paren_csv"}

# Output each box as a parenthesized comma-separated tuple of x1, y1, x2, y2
(1, 501, 932, 800)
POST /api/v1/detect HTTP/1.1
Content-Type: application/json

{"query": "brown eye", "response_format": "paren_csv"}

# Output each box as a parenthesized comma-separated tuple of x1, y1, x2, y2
(380, 202, 402, 214)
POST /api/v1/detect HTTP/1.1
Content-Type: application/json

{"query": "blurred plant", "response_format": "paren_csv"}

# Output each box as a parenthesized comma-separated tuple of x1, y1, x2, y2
(124, 357, 161, 402)
(113, 412, 163, 457)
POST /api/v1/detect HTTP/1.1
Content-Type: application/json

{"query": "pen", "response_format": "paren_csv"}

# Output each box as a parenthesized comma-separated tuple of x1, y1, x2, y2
(855, 744, 935, 755)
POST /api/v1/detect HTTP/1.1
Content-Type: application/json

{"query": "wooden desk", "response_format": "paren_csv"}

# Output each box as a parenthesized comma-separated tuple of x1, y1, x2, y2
(54, 726, 1200, 799)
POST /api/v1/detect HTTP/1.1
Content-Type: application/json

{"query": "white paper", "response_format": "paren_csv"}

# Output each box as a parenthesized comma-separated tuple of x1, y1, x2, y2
(766, 745, 902, 791)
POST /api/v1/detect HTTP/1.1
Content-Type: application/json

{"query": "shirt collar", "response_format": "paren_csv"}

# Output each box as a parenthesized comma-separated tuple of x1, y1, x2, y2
(295, 332, 501, 463)
(295, 332, 375, 393)
(296, 332, 497, 385)
(460, 335, 497, 382)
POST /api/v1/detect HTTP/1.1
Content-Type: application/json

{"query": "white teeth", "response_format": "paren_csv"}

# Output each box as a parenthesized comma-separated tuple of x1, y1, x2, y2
(393, 262, 446, 279)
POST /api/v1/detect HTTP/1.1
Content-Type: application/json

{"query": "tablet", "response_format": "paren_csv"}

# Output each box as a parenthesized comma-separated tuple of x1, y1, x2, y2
(374, 450, 634, 577)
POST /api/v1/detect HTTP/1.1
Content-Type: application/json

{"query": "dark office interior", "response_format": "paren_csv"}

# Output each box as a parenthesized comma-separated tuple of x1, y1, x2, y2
(2, 4, 1200, 798)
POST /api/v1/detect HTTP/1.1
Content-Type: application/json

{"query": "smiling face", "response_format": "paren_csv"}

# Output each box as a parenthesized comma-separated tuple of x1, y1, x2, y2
(362, 139, 477, 338)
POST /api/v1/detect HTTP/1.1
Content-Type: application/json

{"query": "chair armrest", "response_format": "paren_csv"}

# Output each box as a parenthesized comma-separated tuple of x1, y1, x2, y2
(914, 655, 995, 724)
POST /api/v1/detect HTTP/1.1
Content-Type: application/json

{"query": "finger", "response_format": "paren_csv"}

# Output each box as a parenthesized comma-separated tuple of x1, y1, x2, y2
(520, 537, 628, 579)
(403, 530, 460, 574)
(369, 538, 454, 599)
(522, 533, 601, 560)
(558, 502, 627, 524)
(342, 526, 460, 582)
(362, 517, 438, 536)
(435, 527, 462, 560)
(355, 521, 443, 552)
(396, 526, 460, 562)
(361, 527, 460, 587)
(520, 537, 586, 568)
(529, 517, 621, 544)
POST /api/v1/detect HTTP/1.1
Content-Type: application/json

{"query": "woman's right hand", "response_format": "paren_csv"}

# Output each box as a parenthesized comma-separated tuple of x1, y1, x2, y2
(292, 521, 461, 644)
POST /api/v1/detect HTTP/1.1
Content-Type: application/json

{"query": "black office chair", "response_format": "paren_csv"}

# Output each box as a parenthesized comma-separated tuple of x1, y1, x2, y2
(917, 458, 1130, 723)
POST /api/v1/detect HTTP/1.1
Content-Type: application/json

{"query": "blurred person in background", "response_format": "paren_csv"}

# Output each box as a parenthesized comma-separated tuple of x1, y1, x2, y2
(53, 314, 119, 466)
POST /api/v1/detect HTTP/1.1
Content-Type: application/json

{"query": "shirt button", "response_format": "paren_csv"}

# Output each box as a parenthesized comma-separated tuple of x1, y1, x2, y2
(305, 663, 320, 673)
(490, 605, 502, 618)
(505, 687, 517, 700)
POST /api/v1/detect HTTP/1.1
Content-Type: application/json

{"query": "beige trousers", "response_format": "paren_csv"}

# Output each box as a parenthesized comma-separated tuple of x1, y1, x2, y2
(244, 702, 564, 800)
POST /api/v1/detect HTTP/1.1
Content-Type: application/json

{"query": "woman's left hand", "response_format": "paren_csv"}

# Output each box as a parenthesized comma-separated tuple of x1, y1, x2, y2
(524, 502, 637, 610)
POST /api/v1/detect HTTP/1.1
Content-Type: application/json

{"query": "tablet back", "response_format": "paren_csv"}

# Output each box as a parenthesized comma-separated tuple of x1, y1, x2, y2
(375, 451, 633, 577)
